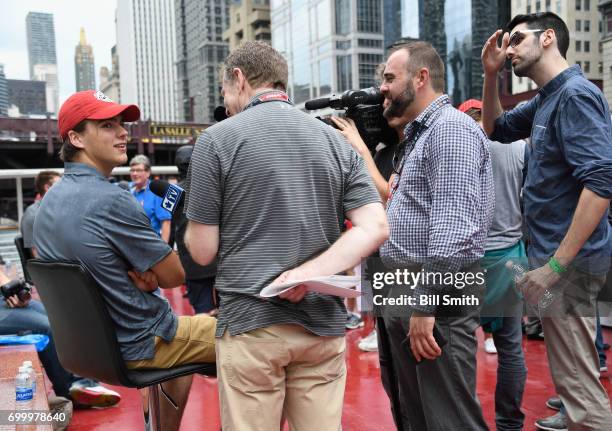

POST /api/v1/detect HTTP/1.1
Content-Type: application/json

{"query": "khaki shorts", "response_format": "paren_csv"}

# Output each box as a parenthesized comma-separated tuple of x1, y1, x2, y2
(126, 314, 216, 369)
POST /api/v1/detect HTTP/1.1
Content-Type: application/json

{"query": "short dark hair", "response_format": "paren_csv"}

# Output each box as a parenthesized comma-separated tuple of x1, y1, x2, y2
(59, 120, 87, 162)
(507, 12, 569, 58)
(390, 41, 445, 93)
(35, 170, 61, 195)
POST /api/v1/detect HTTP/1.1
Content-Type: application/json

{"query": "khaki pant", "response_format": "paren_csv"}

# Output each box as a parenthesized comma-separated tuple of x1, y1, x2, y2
(541, 268, 612, 430)
(126, 315, 216, 369)
(217, 324, 346, 431)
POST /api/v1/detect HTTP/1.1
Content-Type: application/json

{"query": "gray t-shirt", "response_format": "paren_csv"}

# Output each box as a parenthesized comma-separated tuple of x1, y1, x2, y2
(34, 162, 177, 361)
(185, 95, 380, 338)
(20, 200, 41, 249)
(486, 140, 526, 251)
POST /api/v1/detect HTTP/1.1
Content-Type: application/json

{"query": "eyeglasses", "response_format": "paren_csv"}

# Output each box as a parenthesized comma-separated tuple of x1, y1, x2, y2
(508, 29, 544, 48)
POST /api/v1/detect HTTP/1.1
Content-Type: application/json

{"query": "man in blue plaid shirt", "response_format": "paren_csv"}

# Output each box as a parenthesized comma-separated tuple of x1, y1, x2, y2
(378, 41, 494, 430)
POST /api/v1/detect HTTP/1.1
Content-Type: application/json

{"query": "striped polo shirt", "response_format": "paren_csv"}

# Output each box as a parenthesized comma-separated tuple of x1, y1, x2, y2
(185, 93, 380, 337)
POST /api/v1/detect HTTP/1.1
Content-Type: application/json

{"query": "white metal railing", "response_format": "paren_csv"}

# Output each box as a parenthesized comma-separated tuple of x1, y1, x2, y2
(0, 166, 179, 223)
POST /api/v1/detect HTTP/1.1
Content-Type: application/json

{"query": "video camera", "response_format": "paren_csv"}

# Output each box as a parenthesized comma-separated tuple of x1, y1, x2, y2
(305, 87, 398, 151)
(1, 279, 32, 303)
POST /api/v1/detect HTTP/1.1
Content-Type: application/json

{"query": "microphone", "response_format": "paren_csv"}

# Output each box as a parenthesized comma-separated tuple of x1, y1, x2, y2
(149, 180, 185, 215)
(214, 106, 228, 122)
(304, 97, 331, 110)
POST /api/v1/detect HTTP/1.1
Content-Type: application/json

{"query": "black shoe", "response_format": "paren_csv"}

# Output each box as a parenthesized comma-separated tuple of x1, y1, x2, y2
(535, 412, 567, 431)
(526, 331, 545, 340)
(545, 396, 562, 411)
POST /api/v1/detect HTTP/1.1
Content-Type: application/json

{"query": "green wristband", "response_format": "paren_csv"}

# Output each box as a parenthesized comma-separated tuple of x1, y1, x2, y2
(548, 257, 567, 274)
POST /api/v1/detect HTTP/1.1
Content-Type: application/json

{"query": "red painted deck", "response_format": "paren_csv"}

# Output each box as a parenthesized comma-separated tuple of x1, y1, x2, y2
(66, 287, 612, 430)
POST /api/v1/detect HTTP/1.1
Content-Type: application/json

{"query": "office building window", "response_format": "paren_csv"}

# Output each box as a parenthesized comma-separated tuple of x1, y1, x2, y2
(575, 0, 580, 10)
(357, 0, 381, 33)
(358, 38, 383, 48)
(576, 20, 581, 31)
(358, 53, 383, 88)
(576, 40, 581, 51)
(584, 0, 589, 10)
(337, 55, 352, 92)
(584, 61, 590, 73)
(546, 0, 551, 10)
(584, 41, 590, 52)
(335, 0, 350, 35)
(556, 0, 561, 13)
(584, 20, 590, 32)
(536, 0, 541, 12)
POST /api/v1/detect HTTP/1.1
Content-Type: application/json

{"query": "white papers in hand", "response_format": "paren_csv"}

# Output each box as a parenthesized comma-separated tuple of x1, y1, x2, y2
(260, 275, 362, 298)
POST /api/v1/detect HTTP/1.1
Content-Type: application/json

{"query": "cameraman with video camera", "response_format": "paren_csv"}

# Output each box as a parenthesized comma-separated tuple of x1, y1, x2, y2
(0, 259, 120, 408)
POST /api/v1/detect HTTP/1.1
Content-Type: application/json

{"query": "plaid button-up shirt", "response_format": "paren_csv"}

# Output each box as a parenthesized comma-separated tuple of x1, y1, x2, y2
(380, 95, 495, 314)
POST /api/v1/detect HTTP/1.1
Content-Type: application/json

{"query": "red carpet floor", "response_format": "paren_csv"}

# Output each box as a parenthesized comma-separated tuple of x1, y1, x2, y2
(66, 287, 612, 430)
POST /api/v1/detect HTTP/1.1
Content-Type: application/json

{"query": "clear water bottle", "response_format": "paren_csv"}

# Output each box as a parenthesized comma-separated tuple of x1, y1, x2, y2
(505, 260, 556, 309)
(4, 258, 17, 279)
(22, 361, 36, 395)
(15, 366, 34, 410)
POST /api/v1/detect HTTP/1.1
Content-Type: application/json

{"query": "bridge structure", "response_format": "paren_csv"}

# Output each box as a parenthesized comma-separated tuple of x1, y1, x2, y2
(0, 116, 208, 222)
(0, 117, 212, 169)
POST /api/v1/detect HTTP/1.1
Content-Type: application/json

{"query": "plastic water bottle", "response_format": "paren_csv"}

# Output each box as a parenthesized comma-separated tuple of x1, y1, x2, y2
(22, 361, 36, 395)
(4, 259, 17, 279)
(15, 366, 34, 410)
(505, 260, 556, 309)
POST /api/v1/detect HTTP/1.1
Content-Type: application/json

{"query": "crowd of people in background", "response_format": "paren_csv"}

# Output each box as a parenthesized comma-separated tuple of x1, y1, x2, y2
(1, 10, 612, 431)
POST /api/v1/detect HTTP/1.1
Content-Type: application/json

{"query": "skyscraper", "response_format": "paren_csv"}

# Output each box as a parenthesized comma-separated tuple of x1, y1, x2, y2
(383, 0, 506, 104)
(26, 12, 58, 114)
(75, 28, 96, 91)
(271, 0, 385, 107)
(175, 0, 229, 122)
(99, 45, 121, 103)
(26, 12, 57, 79)
(0, 64, 8, 117)
(223, 0, 271, 51)
(116, 0, 178, 122)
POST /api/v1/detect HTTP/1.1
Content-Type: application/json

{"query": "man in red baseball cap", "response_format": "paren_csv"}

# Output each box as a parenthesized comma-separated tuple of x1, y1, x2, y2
(33, 90, 217, 430)
(57, 90, 140, 169)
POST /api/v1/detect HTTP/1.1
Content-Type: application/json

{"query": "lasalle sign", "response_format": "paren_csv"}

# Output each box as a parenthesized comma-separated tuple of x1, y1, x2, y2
(149, 123, 207, 139)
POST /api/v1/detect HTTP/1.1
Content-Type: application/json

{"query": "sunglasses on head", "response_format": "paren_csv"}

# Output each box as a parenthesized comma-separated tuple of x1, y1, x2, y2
(508, 29, 545, 48)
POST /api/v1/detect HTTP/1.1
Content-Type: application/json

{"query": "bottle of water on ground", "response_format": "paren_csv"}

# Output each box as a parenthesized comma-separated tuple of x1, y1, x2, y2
(15, 366, 34, 410)
(505, 260, 556, 309)
(22, 360, 36, 395)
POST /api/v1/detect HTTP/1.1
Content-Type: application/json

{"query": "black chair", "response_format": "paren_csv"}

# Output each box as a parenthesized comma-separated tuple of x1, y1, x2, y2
(27, 260, 216, 431)
(14, 235, 33, 284)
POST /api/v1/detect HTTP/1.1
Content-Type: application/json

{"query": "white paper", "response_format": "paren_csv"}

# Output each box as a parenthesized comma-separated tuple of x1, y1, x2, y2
(260, 275, 362, 298)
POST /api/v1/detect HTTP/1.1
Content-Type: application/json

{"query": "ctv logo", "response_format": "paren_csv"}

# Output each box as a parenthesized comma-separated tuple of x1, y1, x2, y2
(162, 184, 183, 213)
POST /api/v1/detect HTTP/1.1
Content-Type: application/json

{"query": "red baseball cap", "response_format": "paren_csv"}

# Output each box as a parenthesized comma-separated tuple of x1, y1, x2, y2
(58, 90, 140, 139)
(457, 99, 483, 113)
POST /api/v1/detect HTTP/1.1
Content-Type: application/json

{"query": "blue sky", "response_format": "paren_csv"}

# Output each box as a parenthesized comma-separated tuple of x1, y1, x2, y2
(0, 0, 118, 105)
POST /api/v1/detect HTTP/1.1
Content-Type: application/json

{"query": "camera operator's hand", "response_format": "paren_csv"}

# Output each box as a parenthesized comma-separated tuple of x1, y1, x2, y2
(128, 270, 159, 293)
(331, 117, 369, 156)
(5, 294, 29, 309)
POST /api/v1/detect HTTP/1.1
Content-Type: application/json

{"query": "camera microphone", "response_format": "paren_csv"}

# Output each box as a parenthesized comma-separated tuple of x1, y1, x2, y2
(149, 180, 185, 215)
(304, 97, 331, 110)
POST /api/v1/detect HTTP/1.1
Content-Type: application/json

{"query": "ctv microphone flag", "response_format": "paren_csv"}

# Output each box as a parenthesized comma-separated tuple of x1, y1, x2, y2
(150, 180, 185, 215)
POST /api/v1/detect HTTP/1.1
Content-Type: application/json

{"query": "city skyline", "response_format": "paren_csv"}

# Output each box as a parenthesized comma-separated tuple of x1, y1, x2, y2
(0, 1, 117, 106)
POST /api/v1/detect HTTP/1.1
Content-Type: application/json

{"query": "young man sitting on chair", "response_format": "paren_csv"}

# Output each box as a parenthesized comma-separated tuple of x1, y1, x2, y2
(33, 90, 216, 431)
